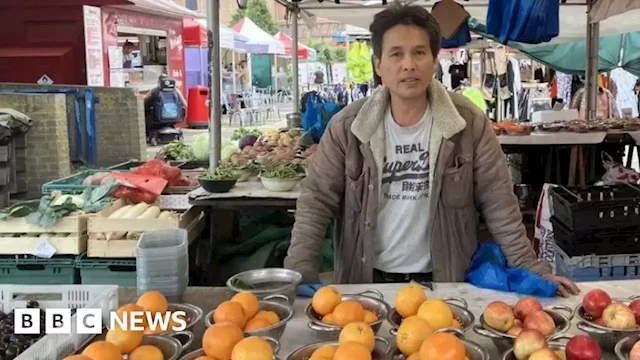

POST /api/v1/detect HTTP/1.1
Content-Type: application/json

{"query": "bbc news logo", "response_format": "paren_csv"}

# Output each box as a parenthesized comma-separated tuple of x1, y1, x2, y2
(14, 309, 188, 334)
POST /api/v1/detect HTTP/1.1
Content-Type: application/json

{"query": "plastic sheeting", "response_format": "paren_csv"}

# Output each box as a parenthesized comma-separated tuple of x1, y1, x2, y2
(486, 0, 559, 44)
(589, 0, 640, 23)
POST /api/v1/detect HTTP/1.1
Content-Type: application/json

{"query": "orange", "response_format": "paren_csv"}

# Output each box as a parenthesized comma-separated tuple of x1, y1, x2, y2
(310, 345, 338, 360)
(116, 303, 146, 327)
(231, 292, 260, 319)
(231, 336, 274, 360)
(252, 310, 280, 325)
(129, 345, 164, 360)
(332, 300, 365, 326)
(339, 322, 375, 351)
(407, 354, 420, 360)
(419, 333, 466, 360)
(82, 341, 122, 360)
(63, 356, 92, 360)
(312, 286, 342, 316)
(452, 319, 462, 329)
(363, 310, 378, 323)
(194, 357, 216, 360)
(334, 342, 372, 360)
(417, 299, 454, 331)
(214, 301, 247, 328)
(202, 322, 244, 359)
(136, 291, 168, 314)
(322, 313, 335, 325)
(396, 315, 433, 356)
(105, 326, 143, 353)
(244, 317, 272, 331)
(395, 284, 427, 318)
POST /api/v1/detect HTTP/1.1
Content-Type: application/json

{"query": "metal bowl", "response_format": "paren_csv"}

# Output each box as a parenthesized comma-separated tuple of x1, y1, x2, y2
(614, 334, 640, 360)
(75, 334, 185, 360)
(388, 297, 474, 335)
(205, 295, 294, 340)
(226, 268, 302, 306)
(179, 336, 281, 360)
(305, 289, 391, 341)
(501, 335, 571, 360)
(576, 296, 640, 351)
(472, 305, 573, 353)
(285, 337, 391, 360)
(389, 328, 490, 360)
(149, 303, 202, 339)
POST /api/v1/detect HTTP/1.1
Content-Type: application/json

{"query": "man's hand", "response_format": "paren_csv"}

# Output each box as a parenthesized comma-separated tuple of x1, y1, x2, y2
(543, 274, 580, 297)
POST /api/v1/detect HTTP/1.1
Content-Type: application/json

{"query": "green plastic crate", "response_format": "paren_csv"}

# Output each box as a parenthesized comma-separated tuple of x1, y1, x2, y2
(0, 256, 78, 284)
(76, 253, 136, 286)
(41, 169, 129, 195)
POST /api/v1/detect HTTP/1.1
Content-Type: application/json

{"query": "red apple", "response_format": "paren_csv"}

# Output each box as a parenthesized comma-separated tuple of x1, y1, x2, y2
(507, 326, 523, 336)
(513, 329, 548, 360)
(515, 296, 543, 321)
(593, 317, 606, 327)
(602, 303, 637, 330)
(630, 341, 640, 360)
(529, 348, 561, 360)
(523, 310, 556, 336)
(565, 335, 601, 360)
(514, 319, 523, 327)
(582, 289, 612, 318)
(484, 301, 515, 332)
(629, 299, 640, 324)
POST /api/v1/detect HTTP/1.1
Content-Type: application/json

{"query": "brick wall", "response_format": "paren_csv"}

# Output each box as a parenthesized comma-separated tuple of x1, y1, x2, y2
(0, 93, 70, 198)
(0, 84, 146, 169)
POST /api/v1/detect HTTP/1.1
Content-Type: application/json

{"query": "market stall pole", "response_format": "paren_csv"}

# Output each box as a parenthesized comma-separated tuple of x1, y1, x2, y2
(207, 0, 222, 169)
(292, 5, 300, 113)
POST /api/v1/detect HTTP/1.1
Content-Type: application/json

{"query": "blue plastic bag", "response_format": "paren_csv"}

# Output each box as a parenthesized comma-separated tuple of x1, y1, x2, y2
(465, 242, 558, 297)
(302, 91, 342, 143)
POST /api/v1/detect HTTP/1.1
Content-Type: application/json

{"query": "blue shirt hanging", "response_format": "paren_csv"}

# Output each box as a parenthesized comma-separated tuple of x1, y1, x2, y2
(486, 0, 559, 44)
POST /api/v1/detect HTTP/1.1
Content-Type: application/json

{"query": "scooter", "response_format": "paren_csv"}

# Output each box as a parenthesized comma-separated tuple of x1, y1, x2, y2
(145, 78, 184, 146)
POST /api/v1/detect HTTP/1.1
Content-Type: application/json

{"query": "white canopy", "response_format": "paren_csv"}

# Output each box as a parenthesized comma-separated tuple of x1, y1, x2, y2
(296, 0, 640, 44)
(233, 17, 286, 54)
(196, 19, 236, 49)
(589, 0, 640, 23)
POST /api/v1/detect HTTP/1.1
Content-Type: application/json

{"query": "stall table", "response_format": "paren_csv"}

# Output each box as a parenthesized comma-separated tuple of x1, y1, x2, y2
(119, 281, 638, 359)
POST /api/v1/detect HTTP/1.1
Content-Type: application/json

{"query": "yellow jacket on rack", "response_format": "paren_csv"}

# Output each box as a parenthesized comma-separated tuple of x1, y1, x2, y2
(359, 41, 373, 83)
(347, 42, 363, 83)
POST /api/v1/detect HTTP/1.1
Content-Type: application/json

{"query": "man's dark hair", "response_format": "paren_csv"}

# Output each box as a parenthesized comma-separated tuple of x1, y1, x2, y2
(369, 4, 441, 59)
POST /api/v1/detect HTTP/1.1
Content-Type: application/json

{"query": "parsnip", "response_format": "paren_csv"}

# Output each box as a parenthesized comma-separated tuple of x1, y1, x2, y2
(96, 204, 133, 240)
(158, 211, 176, 220)
(125, 206, 161, 239)
(106, 203, 150, 240)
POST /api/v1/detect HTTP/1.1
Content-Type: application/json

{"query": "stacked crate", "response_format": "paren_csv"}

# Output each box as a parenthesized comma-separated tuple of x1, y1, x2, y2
(549, 184, 640, 281)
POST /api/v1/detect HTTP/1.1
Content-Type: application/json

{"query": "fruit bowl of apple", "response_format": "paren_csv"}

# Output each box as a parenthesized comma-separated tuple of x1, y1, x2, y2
(472, 297, 573, 352)
(614, 334, 640, 360)
(501, 333, 602, 360)
(574, 289, 640, 350)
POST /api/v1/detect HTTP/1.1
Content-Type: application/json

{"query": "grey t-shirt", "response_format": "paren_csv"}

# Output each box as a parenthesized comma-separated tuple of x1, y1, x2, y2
(374, 105, 433, 273)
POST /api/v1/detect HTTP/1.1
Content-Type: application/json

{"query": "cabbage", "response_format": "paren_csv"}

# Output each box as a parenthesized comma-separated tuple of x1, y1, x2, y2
(193, 133, 238, 161)
(222, 144, 238, 160)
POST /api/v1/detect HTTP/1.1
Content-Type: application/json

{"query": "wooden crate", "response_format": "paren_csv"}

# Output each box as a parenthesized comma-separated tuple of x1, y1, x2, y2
(0, 215, 88, 255)
(87, 205, 205, 258)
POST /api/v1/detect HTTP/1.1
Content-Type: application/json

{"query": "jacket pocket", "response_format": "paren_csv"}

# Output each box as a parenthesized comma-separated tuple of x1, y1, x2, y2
(442, 154, 473, 208)
(345, 173, 365, 213)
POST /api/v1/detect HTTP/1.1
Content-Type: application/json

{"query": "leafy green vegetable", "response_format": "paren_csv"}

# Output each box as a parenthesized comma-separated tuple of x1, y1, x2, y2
(0, 201, 39, 221)
(193, 134, 209, 160)
(260, 163, 305, 179)
(159, 141, 195, 161)
(231, 128, 262, 141)
(201, 166, 240, 181)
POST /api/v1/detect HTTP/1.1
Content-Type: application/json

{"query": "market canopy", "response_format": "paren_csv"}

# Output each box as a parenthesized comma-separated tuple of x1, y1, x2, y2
(122, 0, 203, 19)
(190, 19, 249, 50)
(232, 18, 285, 55)
(290, 0, 640, 44)
(589, 0, 640, 23)
(274, 32, 317, 60)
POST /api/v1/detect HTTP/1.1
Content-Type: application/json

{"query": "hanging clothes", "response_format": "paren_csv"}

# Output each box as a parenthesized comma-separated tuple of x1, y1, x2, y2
(556, 72, 572, 108)
(347, 42, 363, 84)
(450, 62, 467, 90)
(462, 86, 488, 113)
(574, 86, 616, 119)
(434, 0, 471, 49)
(486, 0, 559, 44)
(359, 41, 374, 83)
(508, 57, 522, 119)
(610, 68, 639, 117)
(440, 59, 452, 89)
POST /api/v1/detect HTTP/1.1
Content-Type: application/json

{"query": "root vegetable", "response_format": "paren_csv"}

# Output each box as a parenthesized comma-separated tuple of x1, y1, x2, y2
(106, 203, 149, 240)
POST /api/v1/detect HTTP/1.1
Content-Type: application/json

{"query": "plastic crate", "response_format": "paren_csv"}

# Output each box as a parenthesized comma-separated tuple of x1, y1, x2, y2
(0, 284, 119, 360)
(554, 244, 640, 282)
(41, 170, 128, 195)
(0, 256, 78, 284)
(549, 184, 640, 233)
(76, 253, 136, 286)
(551, 216, 640, 257)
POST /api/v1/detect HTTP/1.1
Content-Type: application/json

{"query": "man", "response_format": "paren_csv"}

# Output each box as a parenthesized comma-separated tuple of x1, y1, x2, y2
(237, 61, 250, 91)
(313, 67, 325, 91)
(284, 4, 580, 297)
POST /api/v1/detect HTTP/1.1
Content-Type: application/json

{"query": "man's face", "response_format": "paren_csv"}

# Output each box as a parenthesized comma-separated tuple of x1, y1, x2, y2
(374, 25, 436, 100)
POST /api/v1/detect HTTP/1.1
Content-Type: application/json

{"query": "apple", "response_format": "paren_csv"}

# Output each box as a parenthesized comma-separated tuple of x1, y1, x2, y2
(513, 329, 548, 360)
(602, 303, 637, 330)
(523, 310, 556, 336)
(593, 317, 606, 327)
(629, 299, 640, 324)
(484, 301, 515, 332)
(515, 296, 543, 320)
(529, 348, 561, 360)
(514, 319, 523, 327)
(565, 335, 601, 360)
(555, 350, 567, 360)
(582, 289, 612, 318)
(507, 326, 523, 336)
(630, 341, 640, 360)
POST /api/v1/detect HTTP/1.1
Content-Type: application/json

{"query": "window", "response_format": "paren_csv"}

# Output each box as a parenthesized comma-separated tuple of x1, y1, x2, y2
(186, 0, 197, 10)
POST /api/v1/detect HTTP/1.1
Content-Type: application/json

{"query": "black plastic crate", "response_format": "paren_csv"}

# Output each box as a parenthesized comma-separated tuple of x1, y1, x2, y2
(549, 184, 640, 233)
(551, 216, 640, 257)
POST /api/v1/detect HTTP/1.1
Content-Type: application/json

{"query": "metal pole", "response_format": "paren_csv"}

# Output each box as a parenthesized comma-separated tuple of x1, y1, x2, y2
(585, 0, 599, 121)
(292, 6, 300, 113)
(207, 0, 221, 169)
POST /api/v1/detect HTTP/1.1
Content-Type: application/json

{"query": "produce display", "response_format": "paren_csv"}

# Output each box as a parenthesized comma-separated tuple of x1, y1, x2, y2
(93, 201, 178, 241)
(311, 286, 379, 326)
(580, 289, 639, 329)
(200, 325, 275, 360)
(211, 292, 282, 331)
(231, 128, 262, 141)
(493, 117, 640, 135)
(482, 298, 558, 336)
(156, 141, 195, 161)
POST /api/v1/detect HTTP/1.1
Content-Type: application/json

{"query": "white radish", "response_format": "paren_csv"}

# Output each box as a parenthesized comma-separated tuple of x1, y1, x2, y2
(125, 206, 161, 240)
(106, 203, 149, 240)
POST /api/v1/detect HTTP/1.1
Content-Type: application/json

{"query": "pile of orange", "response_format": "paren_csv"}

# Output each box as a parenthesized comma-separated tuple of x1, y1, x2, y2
(63, 290, 170, 360)
(199, 321, 274, 360)
(212, 291, 281, 332)
(312, 286, 378, 326)
(394, 284, 461, 331)
(308, 322, 376, 360)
